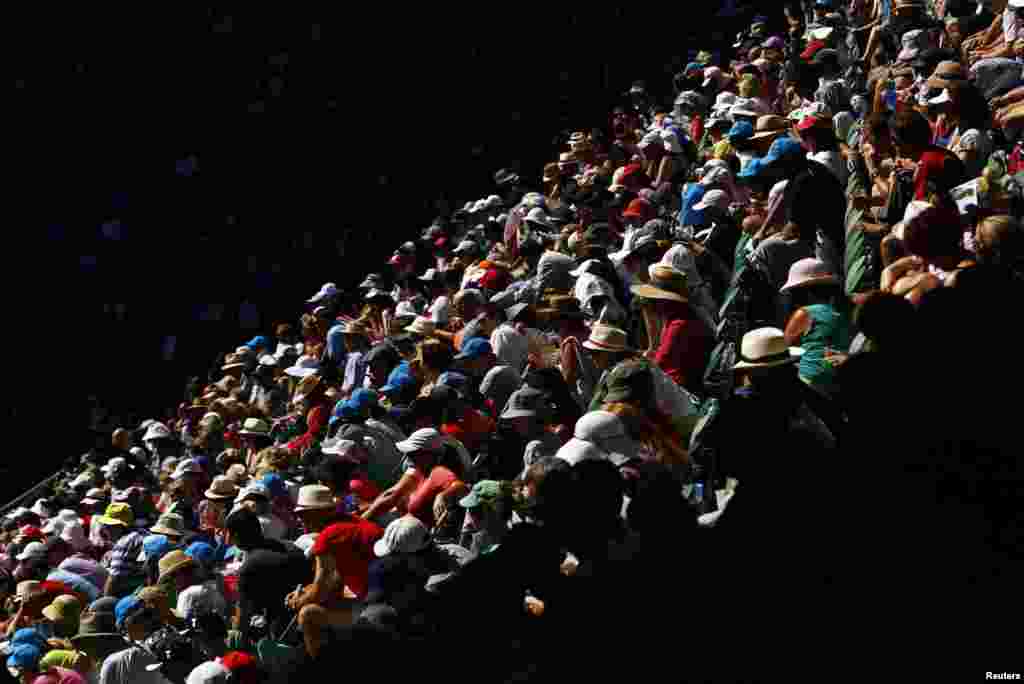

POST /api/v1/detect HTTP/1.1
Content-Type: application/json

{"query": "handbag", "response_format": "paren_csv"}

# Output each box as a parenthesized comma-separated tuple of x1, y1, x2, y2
(256, 610, 302, 674)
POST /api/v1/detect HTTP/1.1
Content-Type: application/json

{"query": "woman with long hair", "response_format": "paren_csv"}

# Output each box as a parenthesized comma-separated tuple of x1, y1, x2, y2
(632, 265, 714, 396)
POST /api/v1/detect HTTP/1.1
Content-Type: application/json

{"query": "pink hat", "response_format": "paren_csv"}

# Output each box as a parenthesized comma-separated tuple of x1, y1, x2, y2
(780, 258, 839, 292)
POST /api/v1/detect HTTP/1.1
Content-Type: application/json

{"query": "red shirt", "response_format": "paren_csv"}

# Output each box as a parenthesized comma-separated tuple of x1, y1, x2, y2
(441, 409, 495, 453)
(406, 466, 458, 528)
(913, 146, 965, 201)
(310, 516, 384, 600)
(653, 316, 713, 395)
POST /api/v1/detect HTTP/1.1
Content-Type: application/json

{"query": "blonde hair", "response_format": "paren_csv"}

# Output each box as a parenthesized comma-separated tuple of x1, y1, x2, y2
(602, 401, 689, 467)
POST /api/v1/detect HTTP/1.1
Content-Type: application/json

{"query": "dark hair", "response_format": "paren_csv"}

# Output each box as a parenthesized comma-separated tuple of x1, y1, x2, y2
(854, 291, 916, 350)
(865, 111, 891, 145)
(224, 508, 263, 549)
(903, 206, 963, 260)
(946, 81, 990, 131)
(890, 110, 932, 149)
(315, 454, 359, 494)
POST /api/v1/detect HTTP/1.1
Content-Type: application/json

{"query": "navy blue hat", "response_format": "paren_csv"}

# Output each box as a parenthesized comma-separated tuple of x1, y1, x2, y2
(727, 121, 755, 142)
(437, 371, 469, 394)
(453, 337, 493, 362)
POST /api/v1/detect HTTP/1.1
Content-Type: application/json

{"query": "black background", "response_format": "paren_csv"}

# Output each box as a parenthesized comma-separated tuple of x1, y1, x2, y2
(9, 4, 761, 496)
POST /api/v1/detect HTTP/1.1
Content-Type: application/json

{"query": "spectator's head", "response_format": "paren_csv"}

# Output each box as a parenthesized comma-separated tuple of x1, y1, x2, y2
(293, 485, 339, 533)
(854, 291, 917, 352)
(111, 428, 131, 452)
(41, 594, 83, 638)
(224, 508, 264, 551)
(889, 110, 932, 160)
(975, 214, 1023, 267)
(903, 205, 963, 264)
(395, 428, 446, 472)
(158, 550, 199, 592)
(452, 338, 497, 378)
(115, 591, 167, 641)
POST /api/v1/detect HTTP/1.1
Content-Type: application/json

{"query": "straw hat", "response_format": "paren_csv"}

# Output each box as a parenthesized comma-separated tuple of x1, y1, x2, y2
(204, 475, 239, 500)
(221, 353, 247, 372)
(748, 115, 790, 141)
(925, 61, 966, 90)
(733, 328, 805, 370)
(150, 512, 187, 538)
(157, 550, 195, 582)
(535, 295, 585, 318)
(582, 324, 633, 353)
(780, 258, 840, 292)
(630, 264, 689, 303)
(404, 316, 437, 337)
(293, 485, 336, 513)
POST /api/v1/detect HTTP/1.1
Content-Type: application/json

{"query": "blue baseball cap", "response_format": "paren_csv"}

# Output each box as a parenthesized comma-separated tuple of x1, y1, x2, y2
(11, 628, 46, 650)
(737, 158, 766, 180)
(684, 61, 703, 75)
(348, 389, 379, 413)
(6, 644, 41, 672)
(244, 336, 269, 349)
(260, 473, 287, 499)
(380, 363, 415, 396)
(453, 338, 493, 361)
(184, 541, 216, 567)
(115, 595, 143, 629)
(141, 534, 172, 562)
(764, 136, 804, 164)
(727, 120, 754, 142)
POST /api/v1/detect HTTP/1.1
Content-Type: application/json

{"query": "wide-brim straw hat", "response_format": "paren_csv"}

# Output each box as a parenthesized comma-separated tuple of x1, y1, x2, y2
(535, 295, 585, 318)
(630, 264, 689, 303)
(157, 550, 195, 582)
(749, 115, 791, 141)
(582, 324, 634, 353)
(733, 327, 805, 370)
(925, 61, 967, 90)
(204, 475, 240, 500)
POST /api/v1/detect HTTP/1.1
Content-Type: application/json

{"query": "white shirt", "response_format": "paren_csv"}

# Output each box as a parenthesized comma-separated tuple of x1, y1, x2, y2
(99, 645, 173, 684)
(429, 295, 450, 324)
(491, 323, 530, 371)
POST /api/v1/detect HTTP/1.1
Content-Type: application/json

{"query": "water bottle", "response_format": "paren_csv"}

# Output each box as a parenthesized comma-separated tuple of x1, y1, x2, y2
(693, 481, 705, 506)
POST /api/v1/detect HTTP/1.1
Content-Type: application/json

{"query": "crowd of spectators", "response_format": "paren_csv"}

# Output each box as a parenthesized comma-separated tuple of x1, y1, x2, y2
(1, 0, 1022, 680)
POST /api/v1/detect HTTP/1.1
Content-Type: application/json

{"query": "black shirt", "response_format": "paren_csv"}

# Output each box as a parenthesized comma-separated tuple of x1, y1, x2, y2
(237, 540, 312, 615)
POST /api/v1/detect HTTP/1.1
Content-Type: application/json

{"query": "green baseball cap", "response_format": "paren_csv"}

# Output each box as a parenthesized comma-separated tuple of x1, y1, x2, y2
(459, 480, 504, 509)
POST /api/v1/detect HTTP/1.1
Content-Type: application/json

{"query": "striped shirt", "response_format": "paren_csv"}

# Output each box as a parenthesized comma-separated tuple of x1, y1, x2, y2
(106, 530, 145, 578)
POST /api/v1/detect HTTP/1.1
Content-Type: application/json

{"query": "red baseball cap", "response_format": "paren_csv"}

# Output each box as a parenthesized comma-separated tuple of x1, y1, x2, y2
(800, 40, 826, 61)
(622, 198, 654, 221)
(797, 115, 831, 131)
